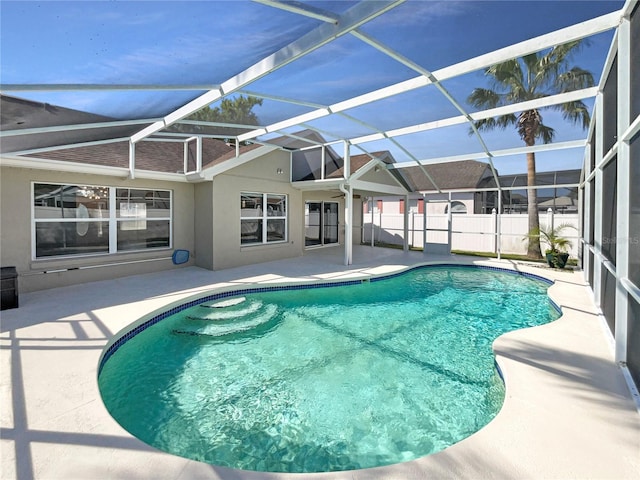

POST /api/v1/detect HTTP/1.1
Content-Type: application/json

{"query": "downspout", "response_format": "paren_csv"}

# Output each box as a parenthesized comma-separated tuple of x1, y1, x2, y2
(339, 183, 353, 265)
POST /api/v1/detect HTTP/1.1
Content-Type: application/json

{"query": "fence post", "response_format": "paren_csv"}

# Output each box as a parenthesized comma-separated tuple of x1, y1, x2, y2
(370, 199, 375, 247)
(547, 207, 554, 231)
(492, 208, 497, 254)
(403, 194, 409, 252)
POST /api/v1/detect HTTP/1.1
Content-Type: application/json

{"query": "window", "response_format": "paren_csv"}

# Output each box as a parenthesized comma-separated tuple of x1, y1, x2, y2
(241, 192, 287, 245)
(116, 188, 171, 251)
(445, 201, 468, 214)
(32, 183, 171, 259)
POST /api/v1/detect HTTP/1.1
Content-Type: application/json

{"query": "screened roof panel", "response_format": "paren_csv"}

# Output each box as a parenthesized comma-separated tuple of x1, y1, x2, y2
(356, 0, 623, 73)
(349, 138, 415, 164)
(338, 84, 462, 133)
(491, 150, 585, 177)
(0, 0, 628, 180)
(9, 90, 210, 121)
(244, 33, 419, 106)
(202, 95, 315, 128)
(375, 123, 489, 161)
(294, 114, 379, 141)
(0, 1, 320, 87)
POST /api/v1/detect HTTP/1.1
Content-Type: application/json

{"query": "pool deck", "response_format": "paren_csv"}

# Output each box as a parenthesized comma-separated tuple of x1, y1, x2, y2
(1, 246, 639, 480)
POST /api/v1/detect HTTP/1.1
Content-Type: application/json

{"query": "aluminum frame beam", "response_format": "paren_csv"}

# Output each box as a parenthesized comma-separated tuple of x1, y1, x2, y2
(130, 0, 406, 143)
(237, 11, 620, 144)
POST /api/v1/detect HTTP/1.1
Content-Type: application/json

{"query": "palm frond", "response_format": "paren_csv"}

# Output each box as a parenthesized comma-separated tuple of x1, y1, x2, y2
(536, 123, 555, 144)
(485, 59, 528, 100)
(467, 88, 503, 109)
(556, 67, 595, 92)
(468, 114, 517, 136)
(563, 100, 591, 129)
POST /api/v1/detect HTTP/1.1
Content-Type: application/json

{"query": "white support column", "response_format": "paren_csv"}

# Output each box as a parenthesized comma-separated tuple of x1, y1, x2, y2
(583, 144, 593, 284)
(447, 192, 452, 254)
(615, 15, 631, 364)
(343, 140, 350, 179)
(370, 198, 375, 247)
(340, 183, 353, 265)
(593, 93, 604, 307)
(492, 208, 497, 254)
(403, 195, 409, 252)
(422, 194, 428, 254)
(128, 141, 136, 179)
(108, 187, 118, 254)
(497, 192, 502, 260)
(183, 141, 188, 174)
(196, 136, 203, 173)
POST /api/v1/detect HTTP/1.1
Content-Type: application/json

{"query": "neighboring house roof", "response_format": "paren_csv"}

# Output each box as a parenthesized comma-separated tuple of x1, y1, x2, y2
(23, 138, 260, 173)
(326, 151, 393, 179)
(1, 94, 149, 154)
(268, 129, 329, 150)
(397, 160, 494, 191)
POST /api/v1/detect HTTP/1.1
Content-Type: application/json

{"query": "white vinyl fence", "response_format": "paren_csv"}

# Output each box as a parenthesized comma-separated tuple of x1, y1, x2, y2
(362, 211, 579, 257)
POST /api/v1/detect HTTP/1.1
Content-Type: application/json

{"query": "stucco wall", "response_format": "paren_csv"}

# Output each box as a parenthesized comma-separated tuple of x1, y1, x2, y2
(0, 166, 195, 293)
(193, 182, 214, 270)
(210, 150, 304, 270)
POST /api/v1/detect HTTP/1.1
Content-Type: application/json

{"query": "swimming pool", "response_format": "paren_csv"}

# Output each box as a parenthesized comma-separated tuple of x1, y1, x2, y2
(98, 264, 560, 473)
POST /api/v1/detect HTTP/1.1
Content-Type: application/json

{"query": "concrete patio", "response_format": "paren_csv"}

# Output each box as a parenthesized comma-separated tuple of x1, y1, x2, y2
(1, 246, 639, 479)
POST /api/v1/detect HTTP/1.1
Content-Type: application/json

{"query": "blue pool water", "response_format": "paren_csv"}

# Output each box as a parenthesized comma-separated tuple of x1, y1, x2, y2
(98, 265, 559, 473)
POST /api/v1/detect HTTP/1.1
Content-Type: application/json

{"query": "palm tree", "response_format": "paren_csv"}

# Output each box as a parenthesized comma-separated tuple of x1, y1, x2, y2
(173, 95, 263, 138)
(467, 40, 593, 258)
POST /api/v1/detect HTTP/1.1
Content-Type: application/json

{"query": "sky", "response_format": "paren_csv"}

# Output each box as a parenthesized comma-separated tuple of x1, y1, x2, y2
(0, 0, 625, 175)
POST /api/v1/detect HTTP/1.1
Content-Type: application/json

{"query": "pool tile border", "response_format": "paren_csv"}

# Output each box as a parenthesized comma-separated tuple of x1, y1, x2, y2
(98, 263, 558, 375)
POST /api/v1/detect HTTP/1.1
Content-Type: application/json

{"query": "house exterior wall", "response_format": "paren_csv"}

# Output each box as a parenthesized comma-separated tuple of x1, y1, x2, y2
(424, 192, 475, 214)
(358, 166, 403, 188)
(0, 165, 195, 293)
(0, 151, 392, 293)
(194, 182, 214, 270)
(210, 150, 304, 270)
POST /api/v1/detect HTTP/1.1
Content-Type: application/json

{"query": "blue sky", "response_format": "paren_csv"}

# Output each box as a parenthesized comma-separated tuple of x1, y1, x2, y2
(0, 0, 624, 174)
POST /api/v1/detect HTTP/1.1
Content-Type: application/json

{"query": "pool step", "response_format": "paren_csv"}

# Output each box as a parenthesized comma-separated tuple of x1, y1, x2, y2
(200, 296, 246, 309)
(173, 303, 278, 338)
(187, 299, 262, 321)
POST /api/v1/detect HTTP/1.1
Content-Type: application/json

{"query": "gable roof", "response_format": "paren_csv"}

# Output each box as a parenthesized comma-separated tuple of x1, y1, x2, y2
(397, 160, 495, 192)
(325, 151, 393, 179)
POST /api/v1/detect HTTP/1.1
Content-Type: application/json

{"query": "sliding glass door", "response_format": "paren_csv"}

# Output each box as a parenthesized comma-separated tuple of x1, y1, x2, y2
(305, 201, 339, 247)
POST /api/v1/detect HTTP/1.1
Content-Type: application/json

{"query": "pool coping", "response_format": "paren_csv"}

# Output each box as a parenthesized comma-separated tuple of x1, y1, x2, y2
(2, 249, 639, 479)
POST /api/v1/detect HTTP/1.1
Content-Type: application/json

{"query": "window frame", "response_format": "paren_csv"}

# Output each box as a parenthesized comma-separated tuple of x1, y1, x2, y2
(31, 182, 173, 260)
(240, 192, 288, 246)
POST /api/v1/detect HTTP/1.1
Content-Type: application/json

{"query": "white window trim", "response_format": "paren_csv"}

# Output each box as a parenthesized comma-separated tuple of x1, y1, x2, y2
(31, 182, 172, 260)
(241, 192, 288, 246)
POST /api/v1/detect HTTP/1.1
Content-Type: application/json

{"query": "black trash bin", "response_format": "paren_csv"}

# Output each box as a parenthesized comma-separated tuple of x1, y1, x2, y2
(1, 267, 19, 310)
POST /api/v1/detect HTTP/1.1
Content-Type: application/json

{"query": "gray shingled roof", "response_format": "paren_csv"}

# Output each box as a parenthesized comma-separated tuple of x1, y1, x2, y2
(325, 151, 393, 179)
(24, 138, 260, 173)
(398, 160, 494, 191)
